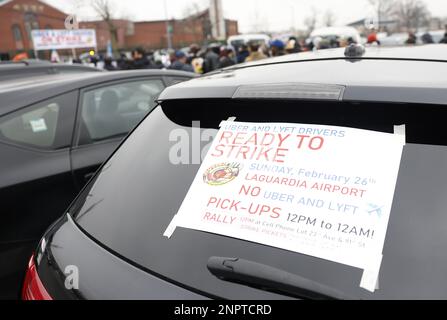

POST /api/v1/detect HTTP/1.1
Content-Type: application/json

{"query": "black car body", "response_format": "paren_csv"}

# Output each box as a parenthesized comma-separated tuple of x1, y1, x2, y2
(0, 69, 195, 298)
(0, 60, 101, 81)
(23, 44, 447, 299)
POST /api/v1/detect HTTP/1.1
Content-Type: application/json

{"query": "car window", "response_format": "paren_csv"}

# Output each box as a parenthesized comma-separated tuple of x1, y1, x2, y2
(70, 98, 447, 299)
(0, 92, 77, 149)
(78, 79, 165, 145)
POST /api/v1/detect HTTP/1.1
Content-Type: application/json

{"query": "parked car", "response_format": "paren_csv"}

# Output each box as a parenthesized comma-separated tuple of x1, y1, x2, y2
(22, 44, 447, 299)
(378, 30, 446, 47)
(0, 69, 195, 299)
(309, 26, 362, 46)
(0, 60, 102, 81)
(377, 32, 410, 46)
(416, 30, 446, 44)
(227, 34, 271, 51)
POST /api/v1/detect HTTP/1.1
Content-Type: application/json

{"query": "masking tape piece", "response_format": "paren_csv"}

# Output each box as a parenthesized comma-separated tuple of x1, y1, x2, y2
(360, 254, 383, 292)
(360, 124, 405, 290)
(393, 124, 406, 145)
(219, 117, 236, 128)
(163, 215, 179, 238)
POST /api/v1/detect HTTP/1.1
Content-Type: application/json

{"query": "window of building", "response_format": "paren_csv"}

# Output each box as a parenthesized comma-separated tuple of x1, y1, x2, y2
(12, 25, 22, 41)
(24, 12, 39, 42)
(12, 25, 24, 50)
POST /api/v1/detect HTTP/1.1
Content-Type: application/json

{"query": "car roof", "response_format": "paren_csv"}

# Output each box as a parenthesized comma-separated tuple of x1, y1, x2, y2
(159, 44, 447, 105)
(0, 69, 195, 116)
(0, 59, 51, 66)
(238, 44, 447, 67)
(0, 62, 102, 81)
(0, 60, 102, 78)
(0, 61, 96, 70)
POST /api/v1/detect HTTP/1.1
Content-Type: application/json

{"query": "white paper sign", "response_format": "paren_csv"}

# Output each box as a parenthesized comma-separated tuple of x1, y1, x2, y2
(164, 121, 405, 292)
(31, 29, 97, 51)
(29, 118, 47, 133)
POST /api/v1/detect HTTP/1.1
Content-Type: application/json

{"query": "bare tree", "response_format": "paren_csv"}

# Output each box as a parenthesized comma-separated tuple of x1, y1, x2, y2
(92, 0, 118, 53)
(368, 0, 396, 24)
(393, 0, 430, 31)
(68, 0, 86, 13)
(182, 2, 202, 19)
(323, 9, 336, 27)
(182, 2, 202, 43)
(304, 7, 318, 35)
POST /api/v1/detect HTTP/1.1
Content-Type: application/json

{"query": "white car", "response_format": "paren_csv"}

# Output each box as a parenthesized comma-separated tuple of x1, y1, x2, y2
(227, 34, 271, 50)
(309, 26, 362, 45)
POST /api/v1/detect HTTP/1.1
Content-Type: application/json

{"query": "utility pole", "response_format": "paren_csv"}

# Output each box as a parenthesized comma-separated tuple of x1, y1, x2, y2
(377, 4, 381, 31)
(164, 0, 173, 49)
(288, 1, 296, 33)
(291, 4, 296, 33)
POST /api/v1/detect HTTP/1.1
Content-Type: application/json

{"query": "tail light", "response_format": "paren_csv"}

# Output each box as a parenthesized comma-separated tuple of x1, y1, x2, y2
(22, 254, 52, 300)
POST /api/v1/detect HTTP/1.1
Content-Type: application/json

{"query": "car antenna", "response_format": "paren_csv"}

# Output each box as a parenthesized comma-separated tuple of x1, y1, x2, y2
(344, 43, 366, 59)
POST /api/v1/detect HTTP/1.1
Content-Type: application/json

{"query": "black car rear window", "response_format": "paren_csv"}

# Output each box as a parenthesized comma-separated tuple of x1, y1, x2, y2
(71, 99, 447, 299)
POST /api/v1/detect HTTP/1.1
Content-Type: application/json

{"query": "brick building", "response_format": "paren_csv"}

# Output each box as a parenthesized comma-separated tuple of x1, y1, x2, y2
(79, 19, 132, 52)
(82, 9, 239, 51)
(0, 0, 239, 60)
(0, 0, 67, 60)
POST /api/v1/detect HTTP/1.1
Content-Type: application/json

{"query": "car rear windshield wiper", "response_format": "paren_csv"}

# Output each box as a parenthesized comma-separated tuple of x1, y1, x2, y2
(207, 256, 354, 300)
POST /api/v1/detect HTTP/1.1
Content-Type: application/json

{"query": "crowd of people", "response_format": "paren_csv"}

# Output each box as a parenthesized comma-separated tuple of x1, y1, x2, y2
(405, 30, 447, 44)
(93, 36, 306, 74)
(90, 28, 447, 74)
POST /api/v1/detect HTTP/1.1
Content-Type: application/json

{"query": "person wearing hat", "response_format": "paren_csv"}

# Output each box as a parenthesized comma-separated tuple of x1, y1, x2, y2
(168, 51, 194, 73)
(270, 39, 285, 57)
(236, 44, 250, 63)
(421, 32, 434, 44)
(203, 44, 220, 73)
(367, 31, 381, 45)
(285, 36, 301, 54)
(131, 47, 151, 69)
(405, 32, 417, 45)
(218, 46, 236, 68)
(440, 32, 447, 44)
(441, 24, 447, 43)
(187, 44, 200, 64)
(187, 44, 205, 73)
(245, 40, 268, 62)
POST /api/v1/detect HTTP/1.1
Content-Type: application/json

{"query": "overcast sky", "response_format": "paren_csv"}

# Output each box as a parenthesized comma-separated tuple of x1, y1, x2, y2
(44, 0, 447, 33)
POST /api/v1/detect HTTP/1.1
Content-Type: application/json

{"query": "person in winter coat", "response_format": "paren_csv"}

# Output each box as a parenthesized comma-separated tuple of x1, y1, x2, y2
(168, 51, 194, 73)
(203, 44, 220, 73)
(245, 41, 267, 62)
(270, 39, 285, 57)
(236, 45, 250, 63)
(439, 32, 447, 44)
(218, 46, 236, 68)
(130, 47, 152, 69)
